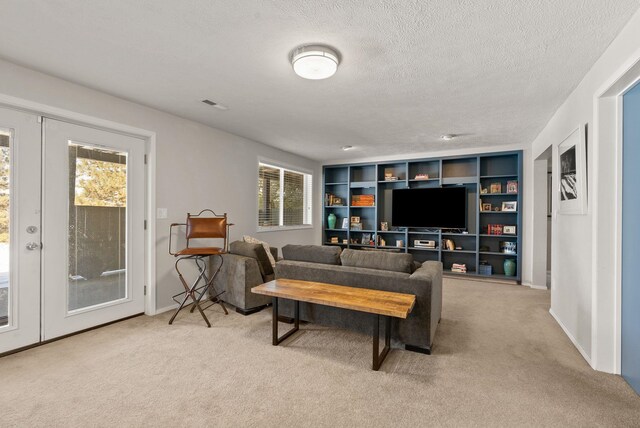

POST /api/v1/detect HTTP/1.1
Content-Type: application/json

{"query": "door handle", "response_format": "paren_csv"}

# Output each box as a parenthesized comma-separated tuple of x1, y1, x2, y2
(26, 242, 41, 251)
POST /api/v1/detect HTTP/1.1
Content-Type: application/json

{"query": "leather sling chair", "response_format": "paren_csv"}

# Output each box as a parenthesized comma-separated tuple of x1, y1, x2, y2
(168, 209, 232, 327)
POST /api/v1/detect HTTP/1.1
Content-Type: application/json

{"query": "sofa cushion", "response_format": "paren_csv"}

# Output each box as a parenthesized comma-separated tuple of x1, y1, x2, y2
(281, 244, 342, 265)
(340, 248, 414, 274)
(229, 241, 274, 278)
(243, 235, 276, 267)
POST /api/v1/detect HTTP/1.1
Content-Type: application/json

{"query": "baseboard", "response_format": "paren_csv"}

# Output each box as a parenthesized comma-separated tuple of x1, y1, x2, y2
(549, 308, 593, 367)
(522, 281, 548, 290)
(154, 303, 179, 315)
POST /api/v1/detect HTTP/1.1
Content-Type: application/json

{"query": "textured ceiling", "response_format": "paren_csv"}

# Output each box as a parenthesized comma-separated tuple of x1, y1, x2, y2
(1, 0, 639, 161)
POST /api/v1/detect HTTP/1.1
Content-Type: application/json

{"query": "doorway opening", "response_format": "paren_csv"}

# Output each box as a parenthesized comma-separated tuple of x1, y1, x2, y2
(533, 145, 553, 289)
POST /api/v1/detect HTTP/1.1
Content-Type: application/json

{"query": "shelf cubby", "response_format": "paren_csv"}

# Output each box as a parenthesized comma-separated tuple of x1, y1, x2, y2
(378, 162, 407, 182)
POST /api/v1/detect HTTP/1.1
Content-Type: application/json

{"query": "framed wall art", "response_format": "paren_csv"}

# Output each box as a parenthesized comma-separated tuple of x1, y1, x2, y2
(558, 125, 587, 214)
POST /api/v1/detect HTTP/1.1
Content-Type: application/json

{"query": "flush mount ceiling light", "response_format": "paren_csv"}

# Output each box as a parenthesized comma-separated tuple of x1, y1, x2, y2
(291, 45, 340, 80)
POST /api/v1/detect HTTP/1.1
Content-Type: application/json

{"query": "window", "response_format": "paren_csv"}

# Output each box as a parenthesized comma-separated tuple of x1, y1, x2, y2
(258, 162, 312, 229)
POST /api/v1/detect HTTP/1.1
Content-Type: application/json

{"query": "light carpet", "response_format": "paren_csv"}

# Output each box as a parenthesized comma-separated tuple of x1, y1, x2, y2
(1, 278, 639, 427)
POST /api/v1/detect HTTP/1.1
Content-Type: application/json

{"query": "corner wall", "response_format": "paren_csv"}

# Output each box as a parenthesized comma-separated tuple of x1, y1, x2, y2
(522, 8, 640, 371)
(0, 58, 322, 311)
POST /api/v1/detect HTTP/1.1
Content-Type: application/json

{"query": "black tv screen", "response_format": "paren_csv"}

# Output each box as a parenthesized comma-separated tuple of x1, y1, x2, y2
(392, 187, 467, 229)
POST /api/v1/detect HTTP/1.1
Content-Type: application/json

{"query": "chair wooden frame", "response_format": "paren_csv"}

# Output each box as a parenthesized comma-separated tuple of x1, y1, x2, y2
(168, 209, 233, 327)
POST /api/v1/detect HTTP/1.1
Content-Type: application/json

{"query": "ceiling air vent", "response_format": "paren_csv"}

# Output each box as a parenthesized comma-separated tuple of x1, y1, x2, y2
(201, 99, 228, 110)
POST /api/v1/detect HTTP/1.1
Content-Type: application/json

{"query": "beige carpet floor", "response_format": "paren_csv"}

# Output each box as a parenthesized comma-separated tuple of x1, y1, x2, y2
(1, 278, 639, 427)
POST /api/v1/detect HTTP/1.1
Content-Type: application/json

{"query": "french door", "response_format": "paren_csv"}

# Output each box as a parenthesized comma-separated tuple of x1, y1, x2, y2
(0, 108, 145, 354)
(42, 119, 145, 339)
(0, 107, 42, 353)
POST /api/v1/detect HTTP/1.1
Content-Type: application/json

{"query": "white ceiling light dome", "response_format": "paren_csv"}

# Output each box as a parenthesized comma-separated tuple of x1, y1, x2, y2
(291, 44, 340, 80)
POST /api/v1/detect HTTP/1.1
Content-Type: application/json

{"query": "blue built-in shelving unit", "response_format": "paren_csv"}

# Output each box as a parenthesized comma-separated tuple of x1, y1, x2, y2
(323, 150, 523, 283)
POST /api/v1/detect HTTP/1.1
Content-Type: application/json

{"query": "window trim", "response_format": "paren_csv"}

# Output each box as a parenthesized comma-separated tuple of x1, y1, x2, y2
(256, 158, 313, 232)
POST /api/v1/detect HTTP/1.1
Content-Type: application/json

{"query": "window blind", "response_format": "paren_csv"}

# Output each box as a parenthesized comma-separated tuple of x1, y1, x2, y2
(258, 163, 312, 228)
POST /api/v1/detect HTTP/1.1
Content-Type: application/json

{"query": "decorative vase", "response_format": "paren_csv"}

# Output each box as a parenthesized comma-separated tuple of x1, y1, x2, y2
(327, 213, 337, 229)
(504, 258, 516, 276)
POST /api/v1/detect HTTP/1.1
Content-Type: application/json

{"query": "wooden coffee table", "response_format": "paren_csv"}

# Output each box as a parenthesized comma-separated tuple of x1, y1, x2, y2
(252, 278, 416, 370)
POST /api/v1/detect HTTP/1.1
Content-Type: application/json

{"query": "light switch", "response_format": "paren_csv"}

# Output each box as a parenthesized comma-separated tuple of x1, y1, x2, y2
(157, 208, 168, 219)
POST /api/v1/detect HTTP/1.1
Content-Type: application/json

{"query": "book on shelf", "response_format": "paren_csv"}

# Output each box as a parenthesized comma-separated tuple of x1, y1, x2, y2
(451, 263, 467, 273)
(351, 194, 375, 206)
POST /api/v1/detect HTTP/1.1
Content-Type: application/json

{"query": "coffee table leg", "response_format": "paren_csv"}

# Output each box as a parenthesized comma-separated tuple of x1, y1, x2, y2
(373, 314, 391, 371)
(272, 297, 300, 346)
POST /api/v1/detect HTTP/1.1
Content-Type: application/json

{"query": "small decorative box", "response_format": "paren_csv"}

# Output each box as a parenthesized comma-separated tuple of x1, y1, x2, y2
(478, 264, 493, 275)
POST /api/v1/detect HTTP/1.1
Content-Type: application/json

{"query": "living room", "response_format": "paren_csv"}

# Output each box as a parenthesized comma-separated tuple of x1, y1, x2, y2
(1, 1, 640, 426)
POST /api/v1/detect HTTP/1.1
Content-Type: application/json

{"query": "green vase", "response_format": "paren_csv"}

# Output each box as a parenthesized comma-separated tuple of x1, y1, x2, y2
(327, 213, 337, 229)
(504, 258, 516, 276)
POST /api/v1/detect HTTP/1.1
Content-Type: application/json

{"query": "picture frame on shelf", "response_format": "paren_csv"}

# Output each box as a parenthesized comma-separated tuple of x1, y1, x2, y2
(490, 183, 502, 193)
(380, 221, 389, 231)
(341, 218, 349, 229)
(503, 225, 516, 235)
(487, 224, 503, 235)
(350, 216, 360, 223)
(361, 233, 372, 245)
(481, 203, 492, 212)
(501, 201, 517, 212)
(332, 197, 343, 206)
(506, 180, 518, 194)
(558, 124, 588, 215)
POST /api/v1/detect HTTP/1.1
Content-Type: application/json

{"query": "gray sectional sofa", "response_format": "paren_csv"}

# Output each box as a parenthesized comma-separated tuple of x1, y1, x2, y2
(275, 245, 443, 354)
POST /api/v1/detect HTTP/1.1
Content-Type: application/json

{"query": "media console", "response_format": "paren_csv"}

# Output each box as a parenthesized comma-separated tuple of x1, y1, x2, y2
(323, 151, 523, 282)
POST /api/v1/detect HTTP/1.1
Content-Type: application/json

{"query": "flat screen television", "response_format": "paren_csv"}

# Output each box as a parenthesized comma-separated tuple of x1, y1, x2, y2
(392, 187, 467, 229)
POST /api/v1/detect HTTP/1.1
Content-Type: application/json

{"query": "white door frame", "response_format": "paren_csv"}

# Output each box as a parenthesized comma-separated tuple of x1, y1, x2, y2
(593, 50, 640, 374)
(0, 93, 157, 316)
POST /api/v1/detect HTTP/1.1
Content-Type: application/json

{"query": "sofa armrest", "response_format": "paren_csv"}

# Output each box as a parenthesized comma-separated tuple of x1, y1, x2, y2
(212, 253, 271, 310)
(410, 261, 443, 345)
(269, 246, 279, 261)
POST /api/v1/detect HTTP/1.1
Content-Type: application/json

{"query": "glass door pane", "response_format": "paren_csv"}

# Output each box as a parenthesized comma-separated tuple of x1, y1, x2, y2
(0, 131, 9, 326)
(68, 144, 127, 311)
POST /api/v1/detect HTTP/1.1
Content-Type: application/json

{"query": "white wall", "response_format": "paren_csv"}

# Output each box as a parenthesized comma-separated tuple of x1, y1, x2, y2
(0, 59, 322, 311)
(523, 8, 640, 371)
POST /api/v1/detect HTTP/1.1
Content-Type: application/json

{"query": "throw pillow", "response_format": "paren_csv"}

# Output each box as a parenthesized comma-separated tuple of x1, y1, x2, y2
(243, 235, 276, 267)
(281, 244, 342, 265)
(340, 248, 414, 274)
(229, 241, 274, 278)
